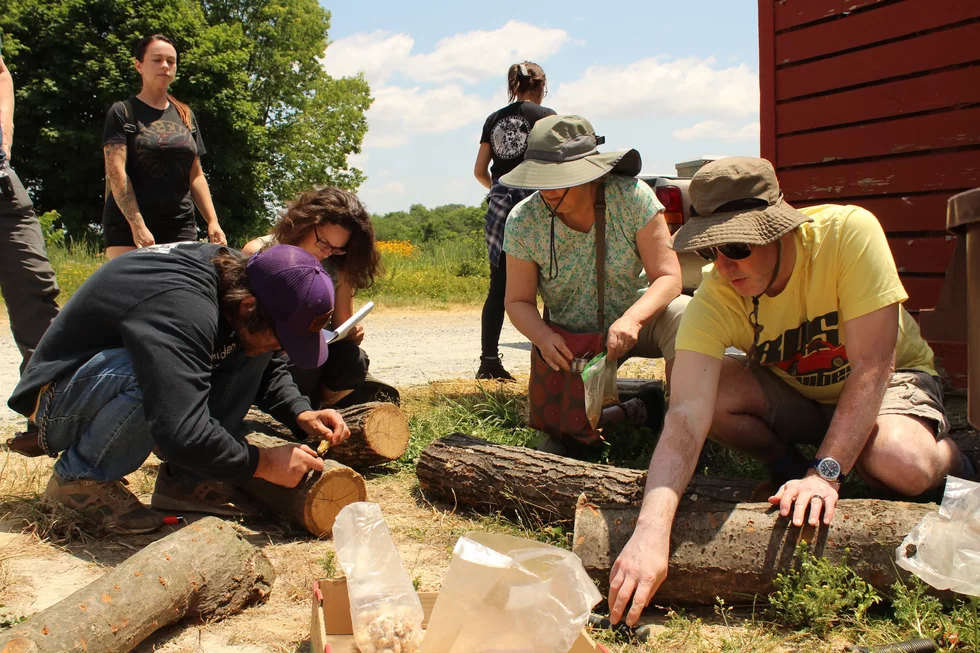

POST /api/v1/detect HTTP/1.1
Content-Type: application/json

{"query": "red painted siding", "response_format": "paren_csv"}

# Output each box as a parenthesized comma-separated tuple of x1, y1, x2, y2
(760, 0, 980, 386)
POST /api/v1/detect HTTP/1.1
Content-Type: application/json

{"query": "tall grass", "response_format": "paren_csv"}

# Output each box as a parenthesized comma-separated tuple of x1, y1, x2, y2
(46, 240, 104, 303)
(362, 237, 489, 307)
(7, 238, 490, 309)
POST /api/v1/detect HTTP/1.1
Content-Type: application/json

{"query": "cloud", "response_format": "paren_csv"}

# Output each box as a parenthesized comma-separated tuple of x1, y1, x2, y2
(322, 21, 569, 85)
(322, 31, 414, 85)
(362, 85, 497, 149)
(673, 120, 760, 142)
(550, 56, 759, 121)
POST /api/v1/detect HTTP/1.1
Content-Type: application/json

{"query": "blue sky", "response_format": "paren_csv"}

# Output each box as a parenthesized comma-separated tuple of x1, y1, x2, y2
(320, 0, 760, 215)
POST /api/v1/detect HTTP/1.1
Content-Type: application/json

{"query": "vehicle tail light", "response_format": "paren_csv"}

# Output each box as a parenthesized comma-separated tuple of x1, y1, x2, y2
(655, 185, 684, 230)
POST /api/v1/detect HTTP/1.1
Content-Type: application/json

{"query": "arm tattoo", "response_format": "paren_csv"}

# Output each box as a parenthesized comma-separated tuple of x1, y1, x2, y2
(104, 143, 144, 226)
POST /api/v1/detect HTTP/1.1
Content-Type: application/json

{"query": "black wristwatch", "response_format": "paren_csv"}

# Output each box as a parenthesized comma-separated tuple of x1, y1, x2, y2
(811, 457, 846, 483)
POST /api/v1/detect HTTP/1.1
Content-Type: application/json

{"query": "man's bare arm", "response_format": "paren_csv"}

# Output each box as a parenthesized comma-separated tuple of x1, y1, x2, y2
(608, 350, 722, 625)
(770, 303, 899, 526)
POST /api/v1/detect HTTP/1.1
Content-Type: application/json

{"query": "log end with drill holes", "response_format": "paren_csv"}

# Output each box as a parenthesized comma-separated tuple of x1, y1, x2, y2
(303, 460, 369, 537)
(243, 432, 367, 537)
(241, 403, 411, 469)
(329, 401, 411, 468)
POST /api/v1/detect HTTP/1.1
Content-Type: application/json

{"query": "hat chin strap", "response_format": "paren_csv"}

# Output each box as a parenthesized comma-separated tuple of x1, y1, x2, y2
(756, 239, 782, 300)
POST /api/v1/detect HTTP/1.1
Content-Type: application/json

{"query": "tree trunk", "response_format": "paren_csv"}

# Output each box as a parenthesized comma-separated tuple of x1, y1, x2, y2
(573, 494, 934, 605)
(241, 402, 410, 469)
(0, 517, 274, 653)
(242, 431, 367, 537)
(415, 433, 759, 522)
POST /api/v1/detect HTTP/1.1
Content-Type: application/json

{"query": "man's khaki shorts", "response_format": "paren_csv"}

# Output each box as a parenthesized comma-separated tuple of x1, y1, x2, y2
(623, 294, 691, 362)
(732, 355, 951, 444)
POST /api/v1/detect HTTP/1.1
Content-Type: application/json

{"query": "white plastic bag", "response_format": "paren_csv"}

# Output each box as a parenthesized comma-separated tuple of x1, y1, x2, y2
(896, 476, 980, 597)
(581, 353, 619, 429)
(334, 502, 424, 653)
(420, 532, 602, 653)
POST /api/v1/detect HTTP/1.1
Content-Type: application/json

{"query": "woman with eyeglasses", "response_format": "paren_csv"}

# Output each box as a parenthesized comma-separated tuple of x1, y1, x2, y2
(242, 186, 396, 407)
(472, 61, 556, 381)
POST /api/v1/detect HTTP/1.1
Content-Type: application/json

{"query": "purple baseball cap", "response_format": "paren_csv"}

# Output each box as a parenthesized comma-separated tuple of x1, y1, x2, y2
(246, 245, 335, 369)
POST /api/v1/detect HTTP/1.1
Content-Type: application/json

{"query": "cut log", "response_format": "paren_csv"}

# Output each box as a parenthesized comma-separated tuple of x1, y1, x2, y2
(329, 402, 411, 468)
(416, 433, 758, 522)
(243, 431, 367, 537)
(573, 494, 933, 605)
(241, 402, 410, 469)
(0, 517, 274, 653)
(615, 378, 664, 401)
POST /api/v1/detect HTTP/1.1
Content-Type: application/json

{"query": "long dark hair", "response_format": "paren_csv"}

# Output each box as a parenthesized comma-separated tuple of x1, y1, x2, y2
(507, 61, 547, 103)
(272, 187, 382, 291)
(134, 34, 193, 131)
(212, 249, 276, 334)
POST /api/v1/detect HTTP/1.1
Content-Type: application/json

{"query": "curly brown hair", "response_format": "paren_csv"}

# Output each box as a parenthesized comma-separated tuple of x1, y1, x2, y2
(271, 187, 382, 291)
(212, 249, 276, 335)
(507, 61, 547, 103)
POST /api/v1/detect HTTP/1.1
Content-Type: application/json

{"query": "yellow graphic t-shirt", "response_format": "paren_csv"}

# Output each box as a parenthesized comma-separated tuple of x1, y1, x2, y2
(676, 204, 937, 404)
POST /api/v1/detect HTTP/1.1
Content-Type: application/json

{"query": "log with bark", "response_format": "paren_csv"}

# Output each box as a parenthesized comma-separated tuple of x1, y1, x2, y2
(573, 494, 933, 605)
(243, 431, 367, 537)
(0, 517, 274, 653)
(241, 402, 410, 469)
(416, 433, 758, 522)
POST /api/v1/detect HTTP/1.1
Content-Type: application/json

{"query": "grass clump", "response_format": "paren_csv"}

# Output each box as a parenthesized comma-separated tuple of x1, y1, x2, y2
(768, 543, 881, 636)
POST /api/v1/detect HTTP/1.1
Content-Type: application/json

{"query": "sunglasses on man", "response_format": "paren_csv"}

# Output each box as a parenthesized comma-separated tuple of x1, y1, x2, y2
(696, 243, 753, 262)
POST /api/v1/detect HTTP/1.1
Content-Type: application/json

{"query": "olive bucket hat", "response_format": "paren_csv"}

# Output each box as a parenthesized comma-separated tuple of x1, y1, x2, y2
(499, 115, 641, 190)
(669, 156, 812, 253)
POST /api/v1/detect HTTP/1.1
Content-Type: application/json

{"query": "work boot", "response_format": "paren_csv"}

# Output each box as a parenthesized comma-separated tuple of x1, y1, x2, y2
(476, 354, 515, 381)
(151, 464, 257, 517)
(43, 472, 164, 535)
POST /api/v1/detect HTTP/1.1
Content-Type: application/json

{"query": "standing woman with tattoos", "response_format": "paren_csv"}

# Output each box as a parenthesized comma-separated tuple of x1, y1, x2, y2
(102, 34, 225, 258)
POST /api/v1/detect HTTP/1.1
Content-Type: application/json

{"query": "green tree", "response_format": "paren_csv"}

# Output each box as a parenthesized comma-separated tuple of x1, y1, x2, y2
(0, 0, 371, 244)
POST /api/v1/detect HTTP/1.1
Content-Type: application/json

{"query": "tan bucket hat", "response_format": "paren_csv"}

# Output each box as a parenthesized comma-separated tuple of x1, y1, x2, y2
(669, 156, 812, 252)
(499, 115, 641, 190)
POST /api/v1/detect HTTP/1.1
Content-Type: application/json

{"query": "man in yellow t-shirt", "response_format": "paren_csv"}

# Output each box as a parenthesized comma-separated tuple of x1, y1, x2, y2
(605, 156, 975, 627)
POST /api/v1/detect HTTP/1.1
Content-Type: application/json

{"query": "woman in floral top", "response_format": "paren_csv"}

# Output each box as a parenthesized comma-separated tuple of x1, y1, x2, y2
(501, 115, 689, 447)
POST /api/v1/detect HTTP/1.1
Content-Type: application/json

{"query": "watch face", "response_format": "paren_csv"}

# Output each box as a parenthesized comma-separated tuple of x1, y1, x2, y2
(817, 458, 841, 481)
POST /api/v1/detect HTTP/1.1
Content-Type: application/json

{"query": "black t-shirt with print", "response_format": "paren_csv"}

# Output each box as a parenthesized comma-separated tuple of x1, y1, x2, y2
(102, 96, 206, 228)
(480, 101, 556, 181)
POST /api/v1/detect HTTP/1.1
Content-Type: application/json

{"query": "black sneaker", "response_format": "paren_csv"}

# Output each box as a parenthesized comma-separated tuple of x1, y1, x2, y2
(476, 355, 515, 381)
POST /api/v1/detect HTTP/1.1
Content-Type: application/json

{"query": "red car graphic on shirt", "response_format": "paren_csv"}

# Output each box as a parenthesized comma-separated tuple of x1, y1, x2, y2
(776, 340, 849, 377)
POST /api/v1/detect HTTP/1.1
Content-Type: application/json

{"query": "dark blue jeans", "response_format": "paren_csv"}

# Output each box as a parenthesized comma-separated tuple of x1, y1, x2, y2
(37, 348, 152, 482)
(36, 347, 268, 483)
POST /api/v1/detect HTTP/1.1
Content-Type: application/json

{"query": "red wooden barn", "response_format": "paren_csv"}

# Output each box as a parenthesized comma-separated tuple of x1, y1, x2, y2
(757, 0, 980, 386)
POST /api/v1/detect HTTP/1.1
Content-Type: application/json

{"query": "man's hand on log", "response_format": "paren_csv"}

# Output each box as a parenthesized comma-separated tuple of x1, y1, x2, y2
(608, 529, 669, 627)
(769, 473, 840, 527)
(254, 443, 324, 488)
(297, 409, 352, 446)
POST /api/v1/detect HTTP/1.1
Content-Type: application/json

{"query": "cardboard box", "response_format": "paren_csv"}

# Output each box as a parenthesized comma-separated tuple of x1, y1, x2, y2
(310, 578, 610, 653)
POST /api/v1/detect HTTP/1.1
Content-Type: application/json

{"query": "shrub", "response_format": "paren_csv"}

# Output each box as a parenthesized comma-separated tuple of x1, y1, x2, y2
(768, 543, 881, 635)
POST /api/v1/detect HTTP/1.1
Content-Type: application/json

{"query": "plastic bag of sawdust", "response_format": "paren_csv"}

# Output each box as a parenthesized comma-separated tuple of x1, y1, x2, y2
(896, 475, 980, 597)
(581, 353, 619, 429)
(334, 502, 424, 653)
(420, 532, 602, 653)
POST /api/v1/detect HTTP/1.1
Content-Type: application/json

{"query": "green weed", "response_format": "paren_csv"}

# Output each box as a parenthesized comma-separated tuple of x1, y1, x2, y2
(768, 543, 881, 636)
(317, 550, 338, 578)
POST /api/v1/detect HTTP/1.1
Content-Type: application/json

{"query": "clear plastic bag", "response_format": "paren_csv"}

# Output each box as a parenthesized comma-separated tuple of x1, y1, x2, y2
(334, 502, 424, 653)
(581, 353, 619, 429)
(420, 532, 602, 653)
(896, 476, 980, 597)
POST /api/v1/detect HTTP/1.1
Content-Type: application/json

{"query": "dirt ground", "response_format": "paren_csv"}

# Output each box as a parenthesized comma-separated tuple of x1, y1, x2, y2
(0, 309, 659, 652)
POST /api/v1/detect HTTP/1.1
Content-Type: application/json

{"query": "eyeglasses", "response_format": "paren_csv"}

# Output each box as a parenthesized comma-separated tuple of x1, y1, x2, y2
(314, 224, 346, 256)
(696, 243, 753, 262)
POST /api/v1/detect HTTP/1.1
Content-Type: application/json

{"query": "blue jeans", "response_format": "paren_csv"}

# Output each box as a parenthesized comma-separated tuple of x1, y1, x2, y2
(37, 348, 154, 482)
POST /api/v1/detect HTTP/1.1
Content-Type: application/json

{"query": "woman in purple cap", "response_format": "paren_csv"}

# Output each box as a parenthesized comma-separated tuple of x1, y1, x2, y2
(472, 61, 556, 381)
